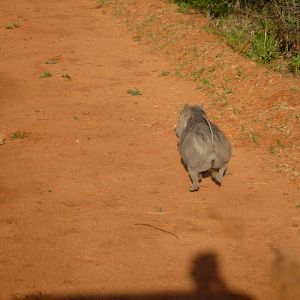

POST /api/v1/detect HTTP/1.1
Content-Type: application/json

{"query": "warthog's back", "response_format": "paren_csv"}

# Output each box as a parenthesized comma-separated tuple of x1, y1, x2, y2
(179, 119, 231, 171)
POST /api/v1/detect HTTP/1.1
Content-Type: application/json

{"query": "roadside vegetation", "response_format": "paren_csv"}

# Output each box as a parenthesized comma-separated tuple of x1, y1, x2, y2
(173, 0, 300, 75)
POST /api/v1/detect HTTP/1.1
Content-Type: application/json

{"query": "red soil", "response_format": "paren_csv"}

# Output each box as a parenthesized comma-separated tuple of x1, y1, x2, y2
(0, 1, 300, 300)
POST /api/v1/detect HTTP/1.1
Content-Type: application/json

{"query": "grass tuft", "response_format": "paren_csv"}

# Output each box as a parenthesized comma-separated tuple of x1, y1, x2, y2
(160, 70, 170, 77)
(40, 71, 52, 78)
(289, 55, 300, 75)
(251, 131, 260, 145)
(96, 0, 110, 8)
(127, 88, 142, 96)
(10, 131, 27, 140)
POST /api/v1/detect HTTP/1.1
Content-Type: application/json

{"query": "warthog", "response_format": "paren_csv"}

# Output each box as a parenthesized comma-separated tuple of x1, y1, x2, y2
(175, 104, 231, 192)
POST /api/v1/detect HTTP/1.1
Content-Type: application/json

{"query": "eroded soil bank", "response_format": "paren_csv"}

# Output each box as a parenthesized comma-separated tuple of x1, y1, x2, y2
(108, 0, 300, 183)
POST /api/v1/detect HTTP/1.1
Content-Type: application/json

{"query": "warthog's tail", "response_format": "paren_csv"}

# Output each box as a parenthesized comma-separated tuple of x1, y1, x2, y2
(203, 115, 215, 151)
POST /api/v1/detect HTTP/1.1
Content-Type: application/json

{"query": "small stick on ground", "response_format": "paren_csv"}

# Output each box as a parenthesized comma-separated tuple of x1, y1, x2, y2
(134, 223, 181, 240)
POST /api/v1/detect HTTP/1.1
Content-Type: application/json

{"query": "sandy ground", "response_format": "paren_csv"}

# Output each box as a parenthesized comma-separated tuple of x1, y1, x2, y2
(0, 1, 300, 300)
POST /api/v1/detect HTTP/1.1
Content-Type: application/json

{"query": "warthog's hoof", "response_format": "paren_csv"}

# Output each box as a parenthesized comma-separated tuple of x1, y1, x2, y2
(189, 186, 199, 192)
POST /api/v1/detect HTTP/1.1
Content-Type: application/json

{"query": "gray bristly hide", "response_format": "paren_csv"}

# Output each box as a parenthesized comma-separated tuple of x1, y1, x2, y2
(174, 104, 231, 192)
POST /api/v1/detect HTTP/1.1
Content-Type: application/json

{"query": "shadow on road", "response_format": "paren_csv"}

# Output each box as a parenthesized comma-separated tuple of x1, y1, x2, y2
(16, 252, 254, 300)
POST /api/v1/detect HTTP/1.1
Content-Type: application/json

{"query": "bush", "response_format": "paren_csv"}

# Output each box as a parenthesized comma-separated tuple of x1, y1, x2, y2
(289, 55, 300, 74)
(174, 0, 300, 73)
(247, 30, 278, 63)
(175, 0, 233, 17)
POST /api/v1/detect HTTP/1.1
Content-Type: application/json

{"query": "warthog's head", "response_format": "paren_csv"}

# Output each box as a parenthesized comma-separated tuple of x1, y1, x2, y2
(174, 103, 205, 139)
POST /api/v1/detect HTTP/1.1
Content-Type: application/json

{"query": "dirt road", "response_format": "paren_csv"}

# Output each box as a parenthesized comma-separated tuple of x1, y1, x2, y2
(1, 1, 300, 300)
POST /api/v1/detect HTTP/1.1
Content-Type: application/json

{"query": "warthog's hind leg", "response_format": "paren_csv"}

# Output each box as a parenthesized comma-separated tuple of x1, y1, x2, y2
(188, 167, 200, 192)
(212, 164, 228, 185)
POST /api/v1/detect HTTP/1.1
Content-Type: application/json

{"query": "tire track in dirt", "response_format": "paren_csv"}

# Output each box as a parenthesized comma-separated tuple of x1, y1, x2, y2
(0, 1, 299, 300)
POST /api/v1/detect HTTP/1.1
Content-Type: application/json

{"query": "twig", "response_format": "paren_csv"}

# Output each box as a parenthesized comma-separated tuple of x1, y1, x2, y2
(134, 223, 181, 240)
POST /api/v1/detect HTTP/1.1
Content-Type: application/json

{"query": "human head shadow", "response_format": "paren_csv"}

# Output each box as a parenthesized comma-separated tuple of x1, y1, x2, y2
(16, 252, 254, 300)
(191, 252, 252, 300)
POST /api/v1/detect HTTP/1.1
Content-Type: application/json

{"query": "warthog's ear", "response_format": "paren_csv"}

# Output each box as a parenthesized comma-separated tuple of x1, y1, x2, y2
(183, 103, 190, 112)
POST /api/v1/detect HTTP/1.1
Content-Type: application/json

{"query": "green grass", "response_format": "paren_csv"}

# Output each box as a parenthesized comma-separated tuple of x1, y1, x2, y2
(214, 19, 279, 64)
(160, 70, 170, 77)
(223, 26, 249, 53)
(174, 0, 230, 17)
(290, 86, 298, 93)
(246, 30, 278, 63)
(40, 71, 52, 78)
(223, 87, 232, 95)
(289, 55, 300, 75)
(10, 131, 27, 140)
(251, 132, 260, 145)
(172, 1, 300, 75)
(177, 1, 193, 14)
(127, 88, 142, 96)
(269, 144, 277, 155)
(96, 0, 110, 8)
(191, 66, 205, 81)
(136, 15, 157, 32)
(202, 78, 212, 86)
(174, 69, 182, 78)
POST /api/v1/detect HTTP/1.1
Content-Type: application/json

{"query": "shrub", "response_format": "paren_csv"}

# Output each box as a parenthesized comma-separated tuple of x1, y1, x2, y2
(289, 55, 300, 74)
